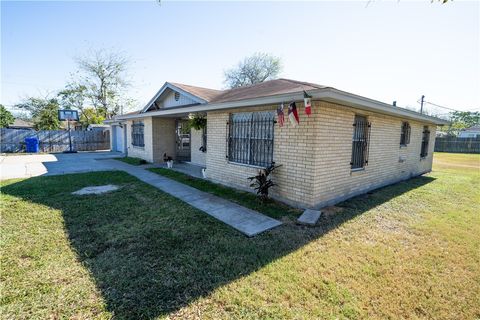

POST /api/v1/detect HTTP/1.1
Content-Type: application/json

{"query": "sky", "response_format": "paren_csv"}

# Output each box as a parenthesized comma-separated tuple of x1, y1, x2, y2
(1, 0, 479, 116)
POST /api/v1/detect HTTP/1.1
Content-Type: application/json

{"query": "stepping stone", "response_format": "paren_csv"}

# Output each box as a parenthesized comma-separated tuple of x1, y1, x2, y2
(297, 209, 322, 226)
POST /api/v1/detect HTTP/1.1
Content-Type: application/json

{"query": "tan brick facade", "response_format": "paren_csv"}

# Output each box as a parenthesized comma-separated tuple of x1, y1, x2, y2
(126, 117, 176, 163)
(126, 101, 436, 209)
(205, 101, 436, 209)
(126, 117, 154, 162)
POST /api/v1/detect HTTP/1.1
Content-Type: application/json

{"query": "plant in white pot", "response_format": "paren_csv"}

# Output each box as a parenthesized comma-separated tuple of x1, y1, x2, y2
(163, 153, 173, 168)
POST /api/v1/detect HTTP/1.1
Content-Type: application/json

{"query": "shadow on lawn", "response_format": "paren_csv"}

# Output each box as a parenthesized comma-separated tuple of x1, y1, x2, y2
(2, 172, 435, 319)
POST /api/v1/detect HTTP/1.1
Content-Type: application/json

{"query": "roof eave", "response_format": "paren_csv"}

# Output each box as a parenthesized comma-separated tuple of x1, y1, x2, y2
(320, 88, 450, 125)
(104, 118, 127, 124)
(117, 88, 449, 125)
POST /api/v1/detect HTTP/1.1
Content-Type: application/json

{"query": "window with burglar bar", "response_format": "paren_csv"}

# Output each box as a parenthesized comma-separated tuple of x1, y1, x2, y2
(227, 111, 275, 167)
(131, 121, 144, 147)
(400, 121, 411, 146)
(350, 115, 371, 169)
(420, 126, 430, 158)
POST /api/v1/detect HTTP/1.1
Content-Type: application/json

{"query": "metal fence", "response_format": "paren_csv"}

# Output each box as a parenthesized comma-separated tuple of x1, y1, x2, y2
(434, 137, 480, 154)
(0, 128, 110, 153)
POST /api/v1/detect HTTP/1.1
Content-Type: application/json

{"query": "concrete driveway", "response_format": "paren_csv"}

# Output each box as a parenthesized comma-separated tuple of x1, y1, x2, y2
(0, 151, 124, 180)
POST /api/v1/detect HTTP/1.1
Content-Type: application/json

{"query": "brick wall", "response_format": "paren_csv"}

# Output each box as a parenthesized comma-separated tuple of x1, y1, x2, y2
(311, 101, 435, 208)
(152, 117, 176, 163)
(206, 101, 436, 209)
(206, 104, 318, 207)
(126, 117, 176, 163)
(126, 117, 154, 162)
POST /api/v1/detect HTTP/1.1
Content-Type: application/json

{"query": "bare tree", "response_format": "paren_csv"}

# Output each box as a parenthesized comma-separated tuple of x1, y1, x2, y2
(224, 53, 282, 88)
(64, 49, 134, 118)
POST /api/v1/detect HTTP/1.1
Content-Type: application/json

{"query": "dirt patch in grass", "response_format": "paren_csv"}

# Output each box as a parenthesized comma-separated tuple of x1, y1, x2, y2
(321, 206, 344, 218)
(72, 184, 119, 195)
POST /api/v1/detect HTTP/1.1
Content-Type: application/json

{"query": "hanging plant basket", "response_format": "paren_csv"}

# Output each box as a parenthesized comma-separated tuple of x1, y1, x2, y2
(187, 115, 207, 130)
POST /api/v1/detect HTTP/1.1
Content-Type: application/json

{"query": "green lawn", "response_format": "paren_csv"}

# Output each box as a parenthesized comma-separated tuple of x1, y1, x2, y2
(148, 167, 301, 219)
(1, 153, 479, 319)
(114, 156, 148, 165)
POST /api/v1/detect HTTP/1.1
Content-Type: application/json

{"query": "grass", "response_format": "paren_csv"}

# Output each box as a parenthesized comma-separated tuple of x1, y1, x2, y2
(114, 156, 148, 165)
(148, 167, 301, 219)
(1, 153, 479, 319)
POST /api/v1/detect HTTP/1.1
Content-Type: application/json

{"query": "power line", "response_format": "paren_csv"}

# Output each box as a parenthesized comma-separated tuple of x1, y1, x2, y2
(422, 100, 459, 112)
(416, 96, 480, 113)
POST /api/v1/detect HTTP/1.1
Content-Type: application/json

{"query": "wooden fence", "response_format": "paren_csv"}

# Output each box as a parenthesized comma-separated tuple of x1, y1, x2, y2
(0, 128, 110, 153)
(434, 137, 480, 154)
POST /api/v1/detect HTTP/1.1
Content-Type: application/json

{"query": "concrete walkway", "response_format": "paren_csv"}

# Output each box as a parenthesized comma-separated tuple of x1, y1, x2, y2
(147, 162, 205, 179)
(104, 160, 282, 237)
(0, 152, 124, 180)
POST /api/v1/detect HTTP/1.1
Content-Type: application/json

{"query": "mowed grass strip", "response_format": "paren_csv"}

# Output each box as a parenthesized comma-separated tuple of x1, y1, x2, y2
(148, 167, 301, 219)
(1, 153, 479, 319)
(114, 156, 148, 165)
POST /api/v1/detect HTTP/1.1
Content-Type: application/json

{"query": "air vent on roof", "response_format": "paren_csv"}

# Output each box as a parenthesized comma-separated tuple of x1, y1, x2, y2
(174, 92, 180, 101)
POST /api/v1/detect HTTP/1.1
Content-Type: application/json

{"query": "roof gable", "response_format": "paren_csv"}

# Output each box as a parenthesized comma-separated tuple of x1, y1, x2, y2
(142, 82, 216, 113)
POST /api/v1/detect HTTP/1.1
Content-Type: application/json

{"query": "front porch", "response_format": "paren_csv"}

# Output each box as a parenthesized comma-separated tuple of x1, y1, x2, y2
(125, 113, 207, 168)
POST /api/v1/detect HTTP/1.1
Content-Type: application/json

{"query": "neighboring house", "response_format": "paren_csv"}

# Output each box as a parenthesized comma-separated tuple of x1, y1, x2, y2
(8, 119, 34, 130)
(87, 124, 110, 132)
(458, 125, 480, 138)
(106, 78, 448, 209)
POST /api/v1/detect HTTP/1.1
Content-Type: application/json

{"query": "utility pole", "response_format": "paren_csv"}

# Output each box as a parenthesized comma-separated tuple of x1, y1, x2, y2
(420, 95, 425, 114)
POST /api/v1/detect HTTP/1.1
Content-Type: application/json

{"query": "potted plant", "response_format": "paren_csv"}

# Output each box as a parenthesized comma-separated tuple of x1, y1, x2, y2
(187, 114, 206, 130)
(163, 153, 173, 168)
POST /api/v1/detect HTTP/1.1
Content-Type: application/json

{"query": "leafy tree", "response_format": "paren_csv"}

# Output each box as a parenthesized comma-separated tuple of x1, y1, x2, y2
(224, 52, 282, 88)
(450, 111, 479, 127)
(35, 103, 61, 130)
(79, 107, 106, 128)
(446, 111, 480, 135)
(14, 97, 61, 130)
(0, 104, 15, 128)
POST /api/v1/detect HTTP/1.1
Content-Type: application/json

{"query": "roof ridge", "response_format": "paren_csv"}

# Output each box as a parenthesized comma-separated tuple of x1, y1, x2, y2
(168, 82, 222, 92)
(278, 78, 327, 90)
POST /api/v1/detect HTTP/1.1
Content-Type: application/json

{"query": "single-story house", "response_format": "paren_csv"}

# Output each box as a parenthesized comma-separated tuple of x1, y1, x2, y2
(86, 124, 111, 132)
(458, 125, 480, 138)
(106, 78, 448, 209)
(8, 119, 34, 130)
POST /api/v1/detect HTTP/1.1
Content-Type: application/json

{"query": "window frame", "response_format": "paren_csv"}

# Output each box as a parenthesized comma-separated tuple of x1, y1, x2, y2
(131, 120, 145, 148)
(400, 121, 411, 146)
(227, 111, 275, 168)
(350, 115, 371, 170)
(420, 125, 430, 158)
